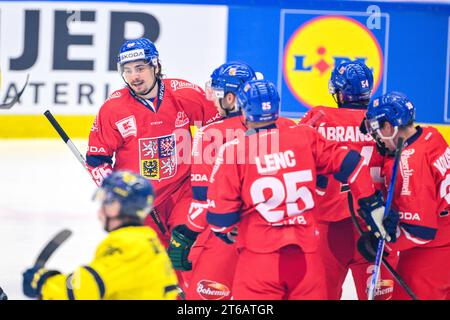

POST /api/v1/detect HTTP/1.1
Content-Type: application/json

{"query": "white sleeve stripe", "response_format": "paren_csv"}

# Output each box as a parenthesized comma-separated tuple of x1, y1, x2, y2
(187, 217, 206, 231)
(349, 161, 366, 184)
(316, 189, 325, 196)
(210, 226, 226, 233)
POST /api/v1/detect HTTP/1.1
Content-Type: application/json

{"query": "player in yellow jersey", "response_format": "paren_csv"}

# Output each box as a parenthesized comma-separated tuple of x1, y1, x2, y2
(22, 171, 179, 300)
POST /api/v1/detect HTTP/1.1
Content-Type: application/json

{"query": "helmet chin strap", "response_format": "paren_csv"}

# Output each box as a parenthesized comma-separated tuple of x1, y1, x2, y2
(104, 217, 111, 232)
(219, 98, 238, 117)
(218, 98, 230, 116)
(376, 126, 399, 151)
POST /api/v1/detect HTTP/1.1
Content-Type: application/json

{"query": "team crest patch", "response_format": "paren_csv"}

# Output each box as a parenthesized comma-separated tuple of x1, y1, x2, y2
(115, 115, 137, 138)
(139, 134, 177, 180)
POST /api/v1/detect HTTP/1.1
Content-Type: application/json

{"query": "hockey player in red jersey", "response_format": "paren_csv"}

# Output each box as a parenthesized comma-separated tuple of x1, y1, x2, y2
(299, 61, 398, 300)
(86, 38, 219, 249)
(362, 92, 450, 300)
(205, 79, 397, 299)
(167, 62, 295, 299)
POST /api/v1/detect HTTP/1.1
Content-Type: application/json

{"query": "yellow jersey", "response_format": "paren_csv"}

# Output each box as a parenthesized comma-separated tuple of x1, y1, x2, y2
(41, 226, 179, 300)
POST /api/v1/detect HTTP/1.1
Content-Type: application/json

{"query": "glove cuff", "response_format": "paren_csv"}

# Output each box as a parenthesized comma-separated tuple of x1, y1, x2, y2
(358, 190, 384, 211)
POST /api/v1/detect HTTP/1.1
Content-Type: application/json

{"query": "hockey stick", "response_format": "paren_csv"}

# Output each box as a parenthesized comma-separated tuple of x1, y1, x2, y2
(44, 110, 167, 235)
(0, 74, 29, 109)
(367, 137, 405, 300)
(44, 110, 90, 174)
(34, 229, 72, 269)
(347, 192, 418, 300)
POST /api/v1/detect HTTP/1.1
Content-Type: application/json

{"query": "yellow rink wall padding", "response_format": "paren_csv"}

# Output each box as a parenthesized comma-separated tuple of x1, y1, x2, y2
(0, 115, 95, 139)
(1, 115, 450, 145)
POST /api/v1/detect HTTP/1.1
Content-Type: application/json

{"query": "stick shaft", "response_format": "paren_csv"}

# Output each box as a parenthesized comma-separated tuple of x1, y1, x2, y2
(368, 137, 405, 300)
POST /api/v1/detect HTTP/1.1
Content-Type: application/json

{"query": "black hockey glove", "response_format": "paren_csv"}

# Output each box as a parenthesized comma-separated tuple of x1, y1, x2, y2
(383, 207, 400, 243)
(357, 191, 390, 241)
(358, 191, 399, 243)
(357, 232, 390, 263)
(167, 225, 199, 271)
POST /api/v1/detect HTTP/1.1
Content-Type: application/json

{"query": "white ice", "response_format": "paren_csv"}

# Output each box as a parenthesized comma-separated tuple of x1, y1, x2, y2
(0, 139, 357, 300)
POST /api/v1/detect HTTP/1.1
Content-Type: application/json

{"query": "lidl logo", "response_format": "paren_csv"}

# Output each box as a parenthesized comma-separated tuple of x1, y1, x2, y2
(280, 12, 388, 115)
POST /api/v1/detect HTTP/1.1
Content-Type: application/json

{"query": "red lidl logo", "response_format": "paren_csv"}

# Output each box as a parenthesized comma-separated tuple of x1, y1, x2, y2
(282, 15, 385, 111)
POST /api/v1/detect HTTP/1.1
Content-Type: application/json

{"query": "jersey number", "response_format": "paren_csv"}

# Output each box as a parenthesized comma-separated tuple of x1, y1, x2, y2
(250, 170, 314, 223)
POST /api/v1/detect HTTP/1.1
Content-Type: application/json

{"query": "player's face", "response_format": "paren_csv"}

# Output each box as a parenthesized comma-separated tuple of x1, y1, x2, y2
(98, 200, 121, 228)
(122, 60, 158, 95)
(205, 80, 227, 114)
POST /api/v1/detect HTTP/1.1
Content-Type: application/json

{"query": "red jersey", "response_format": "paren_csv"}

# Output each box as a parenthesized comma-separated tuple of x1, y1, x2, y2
(188, 114, 295, 233)
(299, 106, 384, 222)
(383, 126, 450, 252)
(206, 124, 376, 254)
(87, 78, 220, 207)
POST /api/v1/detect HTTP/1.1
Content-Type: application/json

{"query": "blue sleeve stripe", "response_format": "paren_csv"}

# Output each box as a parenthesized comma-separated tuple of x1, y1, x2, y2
(334, 150, 362, 184)
(86, 154, 113, 167)
(207, 211, 240, 228)
(400, 222, 437, 241)
(164, 285, 179, 295)
(83, 266, 106, 299)
(316, 175, 328, 189)
(192, 186, 208, 201)
(66, 273, 75, 300)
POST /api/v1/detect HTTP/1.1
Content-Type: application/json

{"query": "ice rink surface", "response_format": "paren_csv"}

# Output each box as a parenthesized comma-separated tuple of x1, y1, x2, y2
(0, 139, 358, 300)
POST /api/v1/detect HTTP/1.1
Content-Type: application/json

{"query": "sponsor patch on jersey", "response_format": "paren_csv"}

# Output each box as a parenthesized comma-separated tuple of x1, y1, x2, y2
(175, 111, 189, 128)
(139, 134, 177, 180)
(89, 146, 106, 154)
(400, 149, 415, 196)
(91, 116, 99, 132)
(116, 115, 137, 138)
(374, 279, 394, 298)
(170, 79, 200, 92)
(191, 173, 208, 182)
(196, 280, 230, 300)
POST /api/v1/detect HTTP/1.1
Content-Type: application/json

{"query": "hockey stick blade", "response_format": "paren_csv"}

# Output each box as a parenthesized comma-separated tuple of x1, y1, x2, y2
(34, 229, 72, 268)
(0, 74, 29, 109)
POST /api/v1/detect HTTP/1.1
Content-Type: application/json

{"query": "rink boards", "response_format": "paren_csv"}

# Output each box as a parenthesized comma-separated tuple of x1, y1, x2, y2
(0, 0, 449, 138)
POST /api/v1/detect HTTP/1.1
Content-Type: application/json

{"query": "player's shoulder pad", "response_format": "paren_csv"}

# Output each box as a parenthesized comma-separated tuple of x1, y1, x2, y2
(421, 125, 448, 147)
(276, 116, 296, 127)
(100, 88, 129, 110)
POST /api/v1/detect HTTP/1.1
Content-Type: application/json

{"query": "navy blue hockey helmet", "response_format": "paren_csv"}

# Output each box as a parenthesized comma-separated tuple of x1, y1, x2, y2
(205, 61, 257, 101)
(236, 79, 280, 122)
(117, 38, 159, 70)
(365, 91, 415, 136)
(329, 60, 374, 104)
(94, 171, 154, 220)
